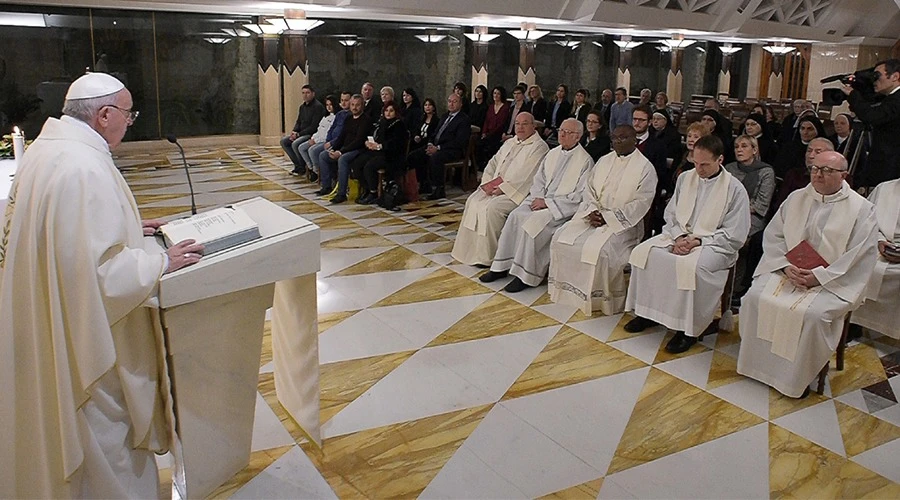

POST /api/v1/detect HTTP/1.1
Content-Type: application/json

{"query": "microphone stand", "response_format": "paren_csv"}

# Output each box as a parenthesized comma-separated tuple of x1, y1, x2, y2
(167, 135, 198, 215)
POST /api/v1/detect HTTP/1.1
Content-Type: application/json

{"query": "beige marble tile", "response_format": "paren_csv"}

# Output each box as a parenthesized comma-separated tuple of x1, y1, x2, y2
(387, 224, 429, 235)
(300, 405, 492, 498)
(206, 445, 294, 499)
(285, 201, 333, 216)
(139, 205, 202, 220)
(706, 350, 743, 390)
(606, 313, 656, 343)
(261, 190, 307, 203)
(531, 291, 554, 306)
(769, 387, 831, 420)
(312, 213, 361, 230)
(503, 326, 646, 400)
(372, 268, 493, 307)
(538, 478, 604, 499)
(370, 218, 409, 227)
(427, 293, 559, 347)
(260, 321, 273, 368)
(129, 182, 182, 192)
(320, 229, 395, 249)
(213, 181, 287, 193)
(567, 309, 593, 323)
(330, 246, 435, 277)
(318, 310, 359, 334)
(835, 401, 900, 457)
(829, 343, 889, 397)
(409, 232, 448, 244)
(158, 467, 172, 500)
(406, 205, 459, 217)
(607, 368, 764, 475)
(426, 213, 463, 225)
(769, 423, 900, 499)
(320, 351, 416, 424)
(425, 241, 455, 255)
(652, 331, 711, 365)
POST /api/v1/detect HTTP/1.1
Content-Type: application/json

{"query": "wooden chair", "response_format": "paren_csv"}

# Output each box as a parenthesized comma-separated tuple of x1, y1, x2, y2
(444, 128, 478, 191)
(699, 265, 737, 341)
(815, 314, 851, 394)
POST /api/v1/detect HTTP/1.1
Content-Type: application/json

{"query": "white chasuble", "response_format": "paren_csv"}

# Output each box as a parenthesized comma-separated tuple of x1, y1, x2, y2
(0, 116, 171, 498)
(738, 182, 878, 398)
(549, 150, 657, 315)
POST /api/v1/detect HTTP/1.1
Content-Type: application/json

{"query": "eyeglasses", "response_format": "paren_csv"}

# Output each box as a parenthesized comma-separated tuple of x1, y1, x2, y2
(808, 165, 847, 175)
(558, 129, 579, 136)
(104, 105, 139, 123)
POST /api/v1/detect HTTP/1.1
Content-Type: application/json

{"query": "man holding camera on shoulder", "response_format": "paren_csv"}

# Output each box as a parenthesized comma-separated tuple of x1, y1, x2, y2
(842, 59, 900, 189)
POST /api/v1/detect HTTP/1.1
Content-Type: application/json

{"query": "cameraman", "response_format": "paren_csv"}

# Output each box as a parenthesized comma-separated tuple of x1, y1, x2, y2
(842, 59, 900, 188)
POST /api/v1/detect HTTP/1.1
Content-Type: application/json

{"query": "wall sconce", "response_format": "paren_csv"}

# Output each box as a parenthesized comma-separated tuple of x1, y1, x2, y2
(719, 43, 742, 55)
(265, 9, 323, 33)
(506, 22, 549, 41)
(415, 34, 447, 43)
(556, 40, 580, 50)
(464, 26, 499, 43)
(763, 41, 795, 55)
(660, 34, 695, 50)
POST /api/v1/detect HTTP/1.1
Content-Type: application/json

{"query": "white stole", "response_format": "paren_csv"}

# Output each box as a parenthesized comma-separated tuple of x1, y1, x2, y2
(629, 168, 732, 290)
(866, 180, 900, 298)
(522, 146, 587, 238)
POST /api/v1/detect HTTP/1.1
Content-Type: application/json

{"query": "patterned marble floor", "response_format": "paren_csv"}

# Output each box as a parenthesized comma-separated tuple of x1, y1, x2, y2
(118, 146, 900, 499)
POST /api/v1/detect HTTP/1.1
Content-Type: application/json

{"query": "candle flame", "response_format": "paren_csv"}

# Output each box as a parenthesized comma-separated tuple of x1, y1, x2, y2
(13, 126, 20, 134)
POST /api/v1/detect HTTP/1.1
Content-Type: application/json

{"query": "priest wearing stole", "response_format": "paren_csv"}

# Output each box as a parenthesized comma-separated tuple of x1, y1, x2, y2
(451, 112, 549, 266)
(548, 126, 658, 316)
(851, 178, 900, 339)
(0, 73, 203, 498)
(737, 151, 878, 398)
(625, 135, 751, 353)
(480, 118, 595, 293)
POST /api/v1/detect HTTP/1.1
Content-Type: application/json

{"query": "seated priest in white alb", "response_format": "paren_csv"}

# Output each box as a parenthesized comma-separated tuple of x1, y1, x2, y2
(548, 125, 658, 316)
(451, 112, 549, 266)
(624, 135, 750, 354)
(851, 178, 900, 339)
(480, 118, 595, 293)
(737, 151, 878, 399)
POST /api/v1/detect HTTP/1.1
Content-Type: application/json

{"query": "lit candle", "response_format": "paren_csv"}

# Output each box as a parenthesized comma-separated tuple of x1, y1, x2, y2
(12, 126, 25, 163)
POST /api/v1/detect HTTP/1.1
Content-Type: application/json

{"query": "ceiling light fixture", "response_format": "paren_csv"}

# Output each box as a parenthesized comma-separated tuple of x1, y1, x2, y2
(592, 41, 603, 48)
(763, 41, 794, 55)
(0, 12, 46, 27)
(415, 34, 446, 43)
(556, 40, 580, 50)
(220, 28, 251, 37)
(506, 22, 549, 41)
(204, 37, 231, 44)
(338, 37, 359, 47)
(242, 22, 282, 35)
(464, 26, 499, 43)
(660, 34, 695, 49)
(613, 40, 642, 50)
(719, 43, 742, 55)
(265, 9, 323, 33)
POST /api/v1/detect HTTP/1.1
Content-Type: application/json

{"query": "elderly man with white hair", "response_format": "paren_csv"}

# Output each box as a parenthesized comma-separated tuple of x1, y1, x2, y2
(0, 73, 203, 498)
(480, 118, 594, 293)
(738, 151, 878, 398)
(452, 112, 549, 266)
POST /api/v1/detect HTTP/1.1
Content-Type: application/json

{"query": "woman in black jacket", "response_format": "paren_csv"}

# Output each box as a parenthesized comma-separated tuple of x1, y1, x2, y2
(469, 85, 489, 130)
(410, 98, 439, 151)
(581, 110, 611, 162)
(700, 109, 735, 164)
(651, 110, 682, 160)
(401, 88, 422, 137)
(354, 101, 409, 204)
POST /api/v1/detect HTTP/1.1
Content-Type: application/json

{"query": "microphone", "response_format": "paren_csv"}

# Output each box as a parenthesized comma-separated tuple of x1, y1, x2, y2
(166, 134, 197, 215)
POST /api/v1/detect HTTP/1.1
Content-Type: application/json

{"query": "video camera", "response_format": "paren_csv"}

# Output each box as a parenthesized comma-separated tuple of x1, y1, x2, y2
(821, 67, 878, 105)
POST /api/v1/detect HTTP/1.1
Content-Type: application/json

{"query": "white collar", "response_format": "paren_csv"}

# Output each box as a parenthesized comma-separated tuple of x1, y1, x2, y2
(636, 131, 650, 142)
(61, 115, 109, 153)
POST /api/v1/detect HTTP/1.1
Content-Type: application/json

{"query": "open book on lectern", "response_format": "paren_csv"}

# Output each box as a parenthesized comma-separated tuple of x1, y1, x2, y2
(160, 206, 261, 255)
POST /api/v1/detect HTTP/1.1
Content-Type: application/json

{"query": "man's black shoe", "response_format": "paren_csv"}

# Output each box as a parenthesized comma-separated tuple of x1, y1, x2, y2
(308, 171, 319, 183)
(315, 186, 332, 196)
(330, 194, 347, 204)
(847, 323, 863, 341)
(665, 331, 698, 354)
(479, 270, 508, 283)
(419, 183, 432, 195)
(624, 316, 658, 333)
(291, 167, 306, 176)
(427, 188, 446, 200)
(503, 277, 529, 293)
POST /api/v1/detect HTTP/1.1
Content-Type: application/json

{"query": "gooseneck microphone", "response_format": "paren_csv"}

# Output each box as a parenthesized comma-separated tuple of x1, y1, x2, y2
(166, 134, 197, 215)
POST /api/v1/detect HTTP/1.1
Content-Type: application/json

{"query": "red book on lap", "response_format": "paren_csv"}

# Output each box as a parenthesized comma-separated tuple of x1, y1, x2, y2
(786, 240, 829, 270)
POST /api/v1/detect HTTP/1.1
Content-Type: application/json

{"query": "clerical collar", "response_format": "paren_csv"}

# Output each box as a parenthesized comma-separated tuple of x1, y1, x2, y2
(61, 115, 109, 153)
(516, 133, 537, 145)
(702, 167, 723, 180)
(811, 182, 848, 203)
(636, 131, 649, 143)
(617, 149, 636, 158)
(561, 144, 578, 153)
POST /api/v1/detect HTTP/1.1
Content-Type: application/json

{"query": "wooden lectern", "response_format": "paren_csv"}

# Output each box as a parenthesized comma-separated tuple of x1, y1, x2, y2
(151, 197, 320, 498)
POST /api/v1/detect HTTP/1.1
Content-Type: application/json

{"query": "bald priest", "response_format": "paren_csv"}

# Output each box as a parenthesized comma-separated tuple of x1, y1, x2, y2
(452, 112, 549, 266)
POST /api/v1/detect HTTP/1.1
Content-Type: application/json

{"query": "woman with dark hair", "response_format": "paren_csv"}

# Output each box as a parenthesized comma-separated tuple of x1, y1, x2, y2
(752, 103, 781, 142)
(400, 88, 422, 136)
(581, 110, 611, 162)
(410, 97, 439, 152)
(651, 110, 682, 160)
(353, 101, 409, 205)
(524, 85, 548, 124)
(476, 85, 511, 169)
(453, 81, 471, 117)
(740, 113, 778, 165)
(469, 85, 489, 129)
(502, 85, 528, 141)
(700, 109, 735, 164)
(773, 114, 825, 179)
(570, 88, 591, 127)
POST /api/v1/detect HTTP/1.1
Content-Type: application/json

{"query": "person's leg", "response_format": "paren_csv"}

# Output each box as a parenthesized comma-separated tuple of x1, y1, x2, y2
(428, 150, 460, 199)
(280, 135, 303, 168)
(335, 150, 361, 201)
(297, 139, 314, 171)
(407, 148, 430, 194)
(317, 150, 336, 194)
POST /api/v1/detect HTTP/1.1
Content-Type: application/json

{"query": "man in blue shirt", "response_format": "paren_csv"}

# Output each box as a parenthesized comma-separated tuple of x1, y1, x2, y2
(608, 87, 634, 133)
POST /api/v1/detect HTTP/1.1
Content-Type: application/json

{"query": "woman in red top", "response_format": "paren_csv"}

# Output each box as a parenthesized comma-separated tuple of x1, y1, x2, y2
(476, 85, 510, 170)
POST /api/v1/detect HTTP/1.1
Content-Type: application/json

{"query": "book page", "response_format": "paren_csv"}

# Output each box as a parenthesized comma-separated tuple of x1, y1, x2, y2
(161, 207, 258, 245)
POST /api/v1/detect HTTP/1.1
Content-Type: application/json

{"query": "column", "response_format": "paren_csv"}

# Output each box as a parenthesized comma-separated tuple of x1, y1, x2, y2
(257, 32, 281, 146)
(518, 40, 536, 86)
(665, 48, 683, 103)
(717, 46, 738, 97)
(746, 45, 763, 98)
(281, 32, 309, 135)
(767, 52, 785, 100)
(467, 27, 492, 92)
(616, 48, 632, 93)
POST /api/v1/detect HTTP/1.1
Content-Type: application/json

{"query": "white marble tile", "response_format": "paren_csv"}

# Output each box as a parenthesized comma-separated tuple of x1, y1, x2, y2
(869, 340, 900, 358)
(318, 310, 417, 364)
(368, 224, 404, 235)
(774, 400, 846, 456)
(251, 393, 296, 452)
(531, 302, 578, 323)
(873, 403, 900, 427)
(479, 274, 515, 291)
(318, 268, 436, 309)
(608, 330, 667, 364)
(407, 242, 452, 255)
(427, 253, 456, 266)
(155, 452, 174, 470)
(354, 217, 392, 227)
(319, 247, 392, 277)
(445, 263, 481, 278)
(259, 361, 274, 374)
(709, 377, 771, 420)
(231, 446, 337, 499)
(852, 437, 900, 483)
(605, 423, 770, 500)
(460, 404, 602, 498)
(501, 367, 650, 474)
(316, 282, 363, 314)
(367, 293, 494, 348)
(717, 342, 741, 359)
(419, 446, 528, 499)
(384, 233, 425, 245)
(501, 283, 548, 306)
(319, 229, 355, 242)
(835, 389, 869, 414)
(598, 477, 639, 499)
(568, 314, 624, 343)
(656, 350, 714, 389)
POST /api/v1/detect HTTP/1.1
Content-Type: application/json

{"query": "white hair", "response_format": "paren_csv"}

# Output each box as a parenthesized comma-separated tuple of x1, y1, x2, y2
(561, 117, 584, 136)
(62, 92, 121, 122)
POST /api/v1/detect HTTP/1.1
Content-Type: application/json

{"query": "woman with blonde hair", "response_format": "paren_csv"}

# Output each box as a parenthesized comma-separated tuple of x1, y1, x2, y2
(724, 134, 775, 237)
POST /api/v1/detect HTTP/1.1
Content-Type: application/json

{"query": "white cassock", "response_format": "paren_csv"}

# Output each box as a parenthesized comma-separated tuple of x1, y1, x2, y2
(549, 150, 657, 316)
(626, 168, 750, 336)
(490, 144, 594, 286)
(852, 179, 900, 338)
(738, 182, 878, 397)
(452, 133, 549, 266)
(0, 116, 171, 498)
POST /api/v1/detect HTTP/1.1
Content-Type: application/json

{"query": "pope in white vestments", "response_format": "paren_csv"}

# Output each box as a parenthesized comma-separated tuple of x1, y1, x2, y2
(625, 135, 750, 353)
(480, 118, 594, 293)
(852, 178, 900, 338)
(0, 73, 203, 498)
(549, 126, 657, 316)
(738, 151, 878, 398)
(452, 112, 549, 266)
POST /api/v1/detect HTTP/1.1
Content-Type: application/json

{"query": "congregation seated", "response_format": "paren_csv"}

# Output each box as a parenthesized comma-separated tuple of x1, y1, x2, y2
(308, 92, 351, 186)
(773, 114, 825, 180)
(316, 94, 372, 204)
(608, 87, 634, 132)
(581, 111, 611, 162)
(570, 88, 591, 128)
(751, 102, 782, 145)
(479, 118, 594, 293)
(740, 113, 778, 165)
(361, 82, 383, 126)
(594, 88, 613, 127)
(777, 99, 814, 146)
(280, 84, 327, 176)
(476, 85, 511, 170)
(850, 178, 900, 340)
(400, 88, 422, 137)
(469, 85, 489, 130)
(350, 101, 408, 205)
(652, 91, 675, 123)
(638, 88, 652, 108)
(450, 112, 549, 266)
(406, 92, 471, 200)
(410, 97, 439, 153)
(737, 151, 878, 398)
(380, 86, 394, 105)
(633, 105, 668, 182)
(548, 125, 657, 316)
(624, 135, 751, 354)
(296, 94, 337, 183)
(524, 85, 548, 125)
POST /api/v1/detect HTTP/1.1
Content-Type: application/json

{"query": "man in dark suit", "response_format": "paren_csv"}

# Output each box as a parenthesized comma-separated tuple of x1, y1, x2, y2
(632, 105, 670, 235)
(594, 88, 613, 130)
(361, 82, 383, 127)
(843, 58, 900, 188)
(407, 92, 472, 200)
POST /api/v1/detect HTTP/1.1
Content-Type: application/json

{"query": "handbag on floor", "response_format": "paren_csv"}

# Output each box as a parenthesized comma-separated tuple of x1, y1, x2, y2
(378, 179, 404, 211)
